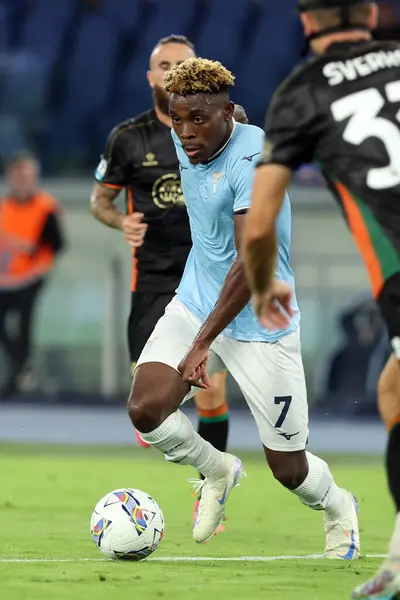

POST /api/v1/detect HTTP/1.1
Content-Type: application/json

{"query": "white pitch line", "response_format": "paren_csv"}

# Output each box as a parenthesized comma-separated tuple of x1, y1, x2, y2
(0, 554, 388, 564)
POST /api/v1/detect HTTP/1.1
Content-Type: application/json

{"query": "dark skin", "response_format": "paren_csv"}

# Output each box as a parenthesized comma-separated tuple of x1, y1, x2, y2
(233, 104, 248, 125)
(90, 100, 247, 243)
(169, 92, 234, 164)
(128, 92, 307, 490)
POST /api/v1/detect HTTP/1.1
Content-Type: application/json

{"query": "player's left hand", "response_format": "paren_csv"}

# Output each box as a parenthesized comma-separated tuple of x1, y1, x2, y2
(253, 280, 294, 330)
(178, 342, 211, 389)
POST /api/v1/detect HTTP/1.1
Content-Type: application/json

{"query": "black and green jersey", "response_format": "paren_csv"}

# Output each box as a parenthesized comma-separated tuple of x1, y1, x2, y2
(260, 39, 400, 297)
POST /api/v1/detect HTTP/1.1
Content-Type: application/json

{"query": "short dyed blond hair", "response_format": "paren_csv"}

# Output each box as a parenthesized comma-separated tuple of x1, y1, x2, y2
(164, 57, 235, 95)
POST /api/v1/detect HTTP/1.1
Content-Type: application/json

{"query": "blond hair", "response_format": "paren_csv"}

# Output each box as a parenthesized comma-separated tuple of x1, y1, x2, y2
(164, 57, 235, 95)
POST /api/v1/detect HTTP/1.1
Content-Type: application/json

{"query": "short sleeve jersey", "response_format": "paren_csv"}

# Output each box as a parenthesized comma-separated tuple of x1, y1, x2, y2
(174, 122, 300, 342)
(261, 40, 400, 296)
(95, 109, 192, 293)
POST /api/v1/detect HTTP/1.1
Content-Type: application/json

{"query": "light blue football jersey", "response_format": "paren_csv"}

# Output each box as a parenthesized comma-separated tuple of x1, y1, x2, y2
(173, 122, 300, 342)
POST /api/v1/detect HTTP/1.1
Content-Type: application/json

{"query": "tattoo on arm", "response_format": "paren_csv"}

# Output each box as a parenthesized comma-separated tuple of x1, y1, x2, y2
(90, 184, 124, 230)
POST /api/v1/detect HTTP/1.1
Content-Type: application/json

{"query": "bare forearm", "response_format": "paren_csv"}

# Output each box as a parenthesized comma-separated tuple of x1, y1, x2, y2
(244, 231, 277, 295)
(90, 187, 123, 230)
(242, 164, 291, 296)
(196, 256, 250, 345)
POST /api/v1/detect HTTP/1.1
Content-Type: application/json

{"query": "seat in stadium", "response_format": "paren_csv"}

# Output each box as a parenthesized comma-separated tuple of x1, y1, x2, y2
(19, 0, 76, 73)
(130, 0, 197, 56)
(60, 13, 118, 122)
(233, 0, 303, 125)
(48, 13, 118, 156)
(194, 0, 248, 67)
(100, 0, 141, 34)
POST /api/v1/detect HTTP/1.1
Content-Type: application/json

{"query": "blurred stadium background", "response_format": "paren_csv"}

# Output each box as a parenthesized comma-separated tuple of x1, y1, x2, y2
(0, 0, 398, 452)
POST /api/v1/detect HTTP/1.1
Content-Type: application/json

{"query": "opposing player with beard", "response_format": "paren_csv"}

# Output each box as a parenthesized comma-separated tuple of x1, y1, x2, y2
(91, 36, 247, 531)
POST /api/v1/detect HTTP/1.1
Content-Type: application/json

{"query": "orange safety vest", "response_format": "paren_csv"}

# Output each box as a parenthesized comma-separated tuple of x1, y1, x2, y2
(0, 191, 59, 289)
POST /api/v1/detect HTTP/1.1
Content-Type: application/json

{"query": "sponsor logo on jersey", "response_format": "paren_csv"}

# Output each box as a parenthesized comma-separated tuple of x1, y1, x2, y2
(152, 173, 184, 209)
(142, 152, 159, 167)
(242, 152, 260, 162)
(95, 158, 108, 181)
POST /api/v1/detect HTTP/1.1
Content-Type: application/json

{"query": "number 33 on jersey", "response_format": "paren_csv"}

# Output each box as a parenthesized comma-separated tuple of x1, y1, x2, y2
(331, 82, 400, 190)
(262, 40, 400, 298)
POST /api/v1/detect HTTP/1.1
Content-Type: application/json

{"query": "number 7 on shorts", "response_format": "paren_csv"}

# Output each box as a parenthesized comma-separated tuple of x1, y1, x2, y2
(274, 396, 292, 428)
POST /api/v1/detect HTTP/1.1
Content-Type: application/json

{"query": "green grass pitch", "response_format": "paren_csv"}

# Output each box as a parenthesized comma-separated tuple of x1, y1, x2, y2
(0, 444, 392, 600)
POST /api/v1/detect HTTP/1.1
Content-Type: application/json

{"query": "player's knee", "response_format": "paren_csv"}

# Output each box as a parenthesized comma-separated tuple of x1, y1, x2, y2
(128, 363, 186, 433)
(378, 355, 400, 428)
(377, 373, 392, 425)
(266, 450, 308, 490)
(378, 358, 397, 397)
(127, 389, 163, 433)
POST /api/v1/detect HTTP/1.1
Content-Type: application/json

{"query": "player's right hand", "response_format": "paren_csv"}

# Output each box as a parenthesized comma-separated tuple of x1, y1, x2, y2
(178, 341, 211, 389)
(121, 213, 148, 248)
(252, 280, 294, 331)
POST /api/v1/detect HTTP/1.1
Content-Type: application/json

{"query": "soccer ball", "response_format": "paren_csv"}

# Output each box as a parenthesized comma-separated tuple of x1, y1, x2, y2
(90, 488, 165, 561)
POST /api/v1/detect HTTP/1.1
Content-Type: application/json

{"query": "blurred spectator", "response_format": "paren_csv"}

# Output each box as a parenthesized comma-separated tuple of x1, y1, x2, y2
(315, 294, 390, 417)
(0, 152, 65, 397)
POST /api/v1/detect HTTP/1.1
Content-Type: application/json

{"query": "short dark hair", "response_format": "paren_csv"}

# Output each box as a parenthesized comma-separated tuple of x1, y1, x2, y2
(154, 35, 196, 55)
(299, 0, 372, 28)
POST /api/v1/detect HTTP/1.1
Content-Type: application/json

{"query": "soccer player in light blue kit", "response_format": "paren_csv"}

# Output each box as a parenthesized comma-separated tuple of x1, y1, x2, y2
(127, 57, 359, 555)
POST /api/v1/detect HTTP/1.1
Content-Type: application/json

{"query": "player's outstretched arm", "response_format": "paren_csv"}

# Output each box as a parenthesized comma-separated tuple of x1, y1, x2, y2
(195, 213, 250, 345)
(178, 215, 251, 386)
(243, 163, 294, 328)
(243, 163, 291, 295)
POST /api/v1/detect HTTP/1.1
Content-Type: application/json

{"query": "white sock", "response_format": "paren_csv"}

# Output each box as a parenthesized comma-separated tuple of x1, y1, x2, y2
(388, 513, 400, 560)
(292, 452, 346, 520)
(138, 410, 225, 478)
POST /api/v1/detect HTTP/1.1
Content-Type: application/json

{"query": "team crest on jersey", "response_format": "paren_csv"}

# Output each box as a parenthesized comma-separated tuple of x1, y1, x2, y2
(95, 158, 108, 181)
(212, 172, 225, 194)
(212, 173, 225, 194)
(142, 152, 159, 167)
(152, 173, 184, 209)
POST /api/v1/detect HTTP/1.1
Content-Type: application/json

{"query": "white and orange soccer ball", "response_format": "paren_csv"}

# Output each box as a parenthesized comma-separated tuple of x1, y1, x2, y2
(90, 488, 165, 561)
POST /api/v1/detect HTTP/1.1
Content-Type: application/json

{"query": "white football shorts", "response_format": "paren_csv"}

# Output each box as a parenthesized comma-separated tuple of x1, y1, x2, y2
(136, 296, 309, 451)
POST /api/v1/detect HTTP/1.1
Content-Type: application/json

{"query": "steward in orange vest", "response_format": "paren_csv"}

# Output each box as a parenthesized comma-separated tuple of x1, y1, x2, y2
(0, 152, 65, 397)
(0, 190, 62, 288)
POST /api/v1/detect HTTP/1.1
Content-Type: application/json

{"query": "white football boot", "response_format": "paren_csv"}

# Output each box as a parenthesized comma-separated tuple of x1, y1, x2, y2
(324, 491, 360, 559)
(189, 453, 245, 544)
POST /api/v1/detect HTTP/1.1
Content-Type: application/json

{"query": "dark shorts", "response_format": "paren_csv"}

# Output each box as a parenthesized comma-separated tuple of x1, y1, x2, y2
(377, 273, 400, 357)
(127, 292, 175, 364)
